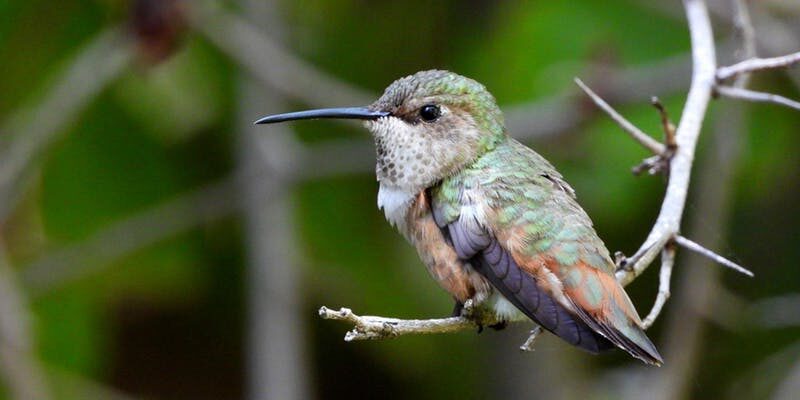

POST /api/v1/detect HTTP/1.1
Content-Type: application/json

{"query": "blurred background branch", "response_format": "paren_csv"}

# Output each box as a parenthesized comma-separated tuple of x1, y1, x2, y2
(234, 1, 311, 400)
(189, 0, 373, 107)
(0, 27, 133, 221)
(0, 246, 51, 400)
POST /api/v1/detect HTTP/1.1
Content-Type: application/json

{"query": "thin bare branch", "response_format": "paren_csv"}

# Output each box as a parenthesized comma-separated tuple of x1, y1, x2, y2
(318, 306, 482, 341)
(717, 51, 800, 81)
(641, 246, 676, 329)
(715, 85, 800, 111)
(573, 78, 665, 155)
(617, 0, 718, 286)
(674, 235, 753, 277)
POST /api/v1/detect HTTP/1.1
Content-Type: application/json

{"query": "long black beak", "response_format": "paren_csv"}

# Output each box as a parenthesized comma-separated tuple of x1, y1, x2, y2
(254, 107, 390, 124)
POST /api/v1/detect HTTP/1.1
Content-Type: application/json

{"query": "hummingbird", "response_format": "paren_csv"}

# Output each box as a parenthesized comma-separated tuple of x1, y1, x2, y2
(255, 70, 663, 366)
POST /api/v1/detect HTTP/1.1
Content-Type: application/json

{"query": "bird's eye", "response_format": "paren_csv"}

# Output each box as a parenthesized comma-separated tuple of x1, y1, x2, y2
(419, 104, 441, 122)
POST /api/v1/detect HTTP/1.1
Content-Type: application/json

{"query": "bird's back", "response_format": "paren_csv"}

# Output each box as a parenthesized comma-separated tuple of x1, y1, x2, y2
(433, 137, 662, 365)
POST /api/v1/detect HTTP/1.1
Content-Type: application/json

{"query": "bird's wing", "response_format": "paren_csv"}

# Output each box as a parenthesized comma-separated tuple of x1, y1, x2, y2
(403, 191, 490, 303)
(430, 140, 662, 365)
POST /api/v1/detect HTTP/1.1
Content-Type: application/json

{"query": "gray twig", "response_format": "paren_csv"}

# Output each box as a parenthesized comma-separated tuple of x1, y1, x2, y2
(573, 78, 665, 155)
(318, 306, 483, 341)
(641, 245, 676, 329)
(715, 85, 800, 111)
(717, 51, 800, 81)
(674, 235, 753, 277)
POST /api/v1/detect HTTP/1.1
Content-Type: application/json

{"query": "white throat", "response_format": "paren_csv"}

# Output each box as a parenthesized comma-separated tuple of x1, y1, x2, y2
(377, 184, 416, 231)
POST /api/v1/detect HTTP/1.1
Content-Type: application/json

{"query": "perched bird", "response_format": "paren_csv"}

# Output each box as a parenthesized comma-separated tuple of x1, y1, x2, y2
(255, 70, 662, 366)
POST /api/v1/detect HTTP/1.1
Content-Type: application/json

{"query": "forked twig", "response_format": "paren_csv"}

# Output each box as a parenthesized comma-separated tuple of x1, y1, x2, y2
(716, 52, 800, 81)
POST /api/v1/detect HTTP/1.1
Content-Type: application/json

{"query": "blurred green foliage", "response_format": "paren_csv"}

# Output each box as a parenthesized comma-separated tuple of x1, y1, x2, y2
(1, 0, 799, 399)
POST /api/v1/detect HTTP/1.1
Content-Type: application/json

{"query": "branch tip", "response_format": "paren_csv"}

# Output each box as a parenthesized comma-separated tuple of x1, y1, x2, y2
(716, 52, 800, 82)
(674, 235, 753, 277)
(715, 86, 800, 111)
(650, 97, 677, 148)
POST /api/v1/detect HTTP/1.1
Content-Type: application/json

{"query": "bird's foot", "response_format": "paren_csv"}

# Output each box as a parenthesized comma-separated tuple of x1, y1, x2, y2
(461, 299, 476, 319)
(455, 299, 489, 334)
(614, 251, 633, 272)
(451, 301, 464, 317)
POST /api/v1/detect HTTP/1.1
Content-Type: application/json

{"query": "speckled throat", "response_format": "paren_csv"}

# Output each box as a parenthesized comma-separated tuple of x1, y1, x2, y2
(366, 115, 484, 192)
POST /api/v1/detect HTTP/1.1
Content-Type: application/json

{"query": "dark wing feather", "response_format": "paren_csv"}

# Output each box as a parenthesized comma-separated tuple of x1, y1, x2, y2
(438, 210, 613, 354)
(568, 303, 662, 365)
